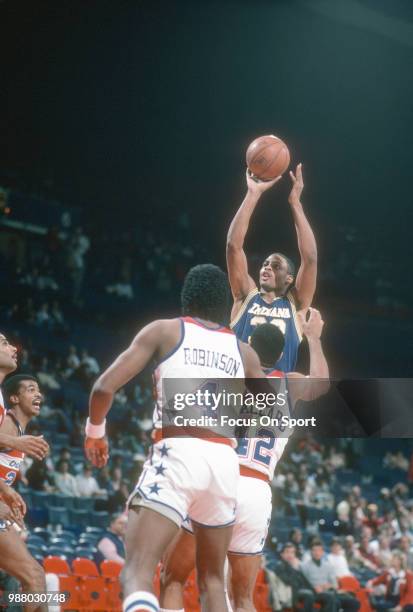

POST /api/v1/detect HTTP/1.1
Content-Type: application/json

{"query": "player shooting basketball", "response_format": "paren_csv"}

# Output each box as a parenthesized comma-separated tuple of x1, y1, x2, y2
(227, 164, 317, 371)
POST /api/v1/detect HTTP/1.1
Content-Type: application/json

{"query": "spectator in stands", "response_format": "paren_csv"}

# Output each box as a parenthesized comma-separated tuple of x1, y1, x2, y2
(327, 539, 353, 578)
(301, 540, 360, 612)
(363, 503, 385, 534)
(344, 535, 372, 574)
(367, 552, 409, 611)
(95, 513, 127, 566)
(63, 345, 80, 378)
(26, 460, 55, 492)
(54, 460, 79, 497)
(79, 349, 100, 378)
(75, 463, 107, 498)
(35, 302, 50, 327)
(275, 542, 315, 612)
(290, 528, 306, 560)
(399, 536, 413, 570)
(66, 226, 90, 304)
(375, 534, 393, 568)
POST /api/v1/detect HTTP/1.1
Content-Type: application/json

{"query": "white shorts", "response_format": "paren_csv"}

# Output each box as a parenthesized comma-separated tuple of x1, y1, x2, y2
(128, 437, 239, 528)
(184, 474, 272, 555)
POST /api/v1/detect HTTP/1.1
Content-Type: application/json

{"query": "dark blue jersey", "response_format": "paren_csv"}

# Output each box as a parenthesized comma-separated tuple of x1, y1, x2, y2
(231, 287, 301, 372)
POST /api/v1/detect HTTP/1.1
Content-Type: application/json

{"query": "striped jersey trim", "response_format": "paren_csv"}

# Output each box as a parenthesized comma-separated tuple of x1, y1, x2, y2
(230, 287, 259, 328)
(286, 290, 303, 342)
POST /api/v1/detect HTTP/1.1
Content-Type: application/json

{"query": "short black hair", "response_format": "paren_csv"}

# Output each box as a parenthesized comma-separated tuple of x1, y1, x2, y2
(181, 264, 230, 325)
(3, 374, 38, 404)
(310, 538, 324, 549)
(271, 252, 296, 277)
(280, 542, 296, 553)
(250, 324, 285, 367)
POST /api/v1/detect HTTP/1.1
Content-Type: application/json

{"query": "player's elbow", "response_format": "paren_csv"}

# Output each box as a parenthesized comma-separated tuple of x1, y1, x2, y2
(226, 236, 241, 254)
(304, 249, 317, 266)
(92, 376, 115, 397)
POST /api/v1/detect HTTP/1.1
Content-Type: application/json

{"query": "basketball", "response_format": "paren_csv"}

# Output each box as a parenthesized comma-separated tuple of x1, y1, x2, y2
(246, 134, 290, 181)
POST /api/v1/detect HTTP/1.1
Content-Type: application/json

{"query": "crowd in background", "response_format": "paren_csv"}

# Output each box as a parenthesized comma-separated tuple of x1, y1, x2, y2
(1, 184, 413, 610)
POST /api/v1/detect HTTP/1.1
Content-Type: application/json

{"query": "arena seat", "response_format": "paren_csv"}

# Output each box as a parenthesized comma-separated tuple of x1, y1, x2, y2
(100, 560, 123, 578)
(73, 496, 95, 511)
(69, 508, 90, 528)
(48, 505, 70, 525)
(101, 561, 123, 611)
(338, 575, 373, 612)
(44, 556, 71, 575)
(72, 557, 100, 577)
(90, 510, 110, 528)
(77, 576, 109, 611)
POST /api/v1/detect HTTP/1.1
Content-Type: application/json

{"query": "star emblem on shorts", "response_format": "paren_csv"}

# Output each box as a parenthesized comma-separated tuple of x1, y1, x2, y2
(149, 483, 161, 495)
(159, 444, 170, 457)
(155, 463, 166, 476)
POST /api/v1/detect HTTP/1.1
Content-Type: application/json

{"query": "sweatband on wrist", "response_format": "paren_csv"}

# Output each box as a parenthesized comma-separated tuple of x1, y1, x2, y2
(85, 417, 106, 439)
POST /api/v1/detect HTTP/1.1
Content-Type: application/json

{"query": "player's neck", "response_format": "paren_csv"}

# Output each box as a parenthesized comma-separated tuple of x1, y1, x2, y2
(8, 408, 29, 430)
(259, 288, 282, 303)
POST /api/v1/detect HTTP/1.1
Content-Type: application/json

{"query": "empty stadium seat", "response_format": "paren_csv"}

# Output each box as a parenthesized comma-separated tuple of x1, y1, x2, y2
(90, 511, 110, 529)
(100, 560, 123, 578)
(69, 508, 90, 528)
(48, 505, 70, 526)
(44, 556, 71, 575)
(72, 557, 100, 577)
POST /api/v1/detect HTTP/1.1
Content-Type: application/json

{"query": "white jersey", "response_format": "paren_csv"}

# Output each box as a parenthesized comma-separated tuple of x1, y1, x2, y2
(236, 371, 293, 481)
(152, 317, 245, 441)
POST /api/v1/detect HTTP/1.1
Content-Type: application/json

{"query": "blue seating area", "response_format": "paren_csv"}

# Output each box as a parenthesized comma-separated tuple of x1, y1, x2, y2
(27, 525, 105, 564)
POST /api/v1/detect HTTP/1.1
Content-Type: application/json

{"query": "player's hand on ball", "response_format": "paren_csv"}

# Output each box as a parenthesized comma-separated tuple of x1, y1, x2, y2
(297, 307, 324, 339)
(246, 168, 282, 195)
(85, 436, 109, 468)
(288, 163, 304, 205)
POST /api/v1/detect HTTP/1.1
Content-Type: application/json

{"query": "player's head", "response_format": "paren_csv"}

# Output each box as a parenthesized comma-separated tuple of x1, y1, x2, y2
(0, 333, 18, 379)
(259, 253, 295, 294)
(250, 323, 285, 368)
(181, 264, 230, 325)
(3, 374, 43, 418)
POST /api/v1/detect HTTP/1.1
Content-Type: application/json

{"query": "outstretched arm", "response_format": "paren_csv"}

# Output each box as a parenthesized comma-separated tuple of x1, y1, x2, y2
(288, 308, 329, 403)
(226, 170, 281, 305)
(288, 164, 317, 309)
(85, 320, 168, 467)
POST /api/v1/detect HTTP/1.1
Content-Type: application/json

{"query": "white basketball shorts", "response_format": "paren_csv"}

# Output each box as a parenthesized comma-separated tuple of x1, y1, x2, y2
(183, 473, 272, 555)
(128, 437, 239, 528)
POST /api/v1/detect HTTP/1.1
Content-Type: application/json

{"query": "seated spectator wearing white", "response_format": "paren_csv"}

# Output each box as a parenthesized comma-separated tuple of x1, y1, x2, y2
(76, 464, 107, 498)
(301, 540, 360, 612)
(95, 513, 127, 566)
(327, 539, 353, 577)
(80, 349, 100, 377)
(54, 459, 79, 497)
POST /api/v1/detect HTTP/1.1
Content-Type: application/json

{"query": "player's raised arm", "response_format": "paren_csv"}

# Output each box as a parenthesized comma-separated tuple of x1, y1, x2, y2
(288, 164, 317, 309)
(287, 308, 329, 403)
(226, 170, 281, 307)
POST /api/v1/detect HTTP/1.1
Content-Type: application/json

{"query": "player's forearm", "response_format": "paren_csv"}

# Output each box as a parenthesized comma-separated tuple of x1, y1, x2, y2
(307, 337, 329, 380)
(227, 191, 260, 250)
(289, 200, 317, 264)
(89, 382, 114, 425)
(0, 433, 19, 450)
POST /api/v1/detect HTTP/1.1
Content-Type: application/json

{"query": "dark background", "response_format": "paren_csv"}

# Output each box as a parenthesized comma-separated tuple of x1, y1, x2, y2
(1, 0, 412, 376)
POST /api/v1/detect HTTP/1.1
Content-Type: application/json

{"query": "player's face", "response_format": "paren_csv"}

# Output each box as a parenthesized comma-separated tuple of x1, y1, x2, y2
(0, 334, 18, 374)
(259, 254, 292, 293)
(13, 380, 43, 417)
